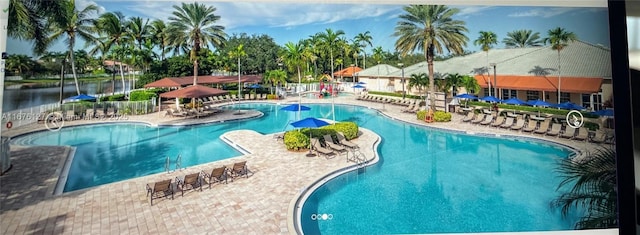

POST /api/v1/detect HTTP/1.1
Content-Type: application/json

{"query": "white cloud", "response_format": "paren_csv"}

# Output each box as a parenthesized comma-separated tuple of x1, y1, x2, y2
(122, 1, 400, 29)
(507, 7, 578, 18)
(76, 0, 107, 16)
(456, 6, 494, 16)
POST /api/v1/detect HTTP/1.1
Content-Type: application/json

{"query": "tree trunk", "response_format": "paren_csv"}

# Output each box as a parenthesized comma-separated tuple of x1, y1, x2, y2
(193, 59, 199, 85)
(427, 44, 435, 111)
(59, 61, 65, 104)
(119, 62, 125, 94)
(69, 40, 81, 95)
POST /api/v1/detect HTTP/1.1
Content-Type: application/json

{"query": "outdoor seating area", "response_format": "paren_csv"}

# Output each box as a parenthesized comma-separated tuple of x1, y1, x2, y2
(144, 161, 252, 205)
(164, 105, 223, 118)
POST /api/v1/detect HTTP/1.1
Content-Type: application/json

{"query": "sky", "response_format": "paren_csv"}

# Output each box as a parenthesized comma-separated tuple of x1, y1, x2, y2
(6, 0, 612, 58)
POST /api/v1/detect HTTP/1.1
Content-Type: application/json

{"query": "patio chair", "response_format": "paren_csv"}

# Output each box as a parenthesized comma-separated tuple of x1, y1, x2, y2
(574, 127, 589, 141)
(65, 110, 77, 121)
(510, 119, 526, 131)
(490, 116, 505, 127)
(95, 109, 106, 118)
(479, 114, 493, 125)
(106, 108, 115, 117)
(546, 123, 562, 136)
(590, 130, 613, 143)
(231, 94, 239, 101)
(310, 138, 336, 158)
(401, 104, 416, 113)
(225, 94, 233, 101)
(471, 114, 486, 124)
(146, 179, 174, 205)
(176, 172, 203, 196)
(245, 94, 250, 100)
(229, 161, 250, 179)
(462, 112, 475, 122)
(534, 119, 551, 135)
(522, 120, 538, 133)
(85, 109, 95, 119)
(560, 127, 577, 139)
(202, 166, 228, 188)
(323, 134, 347, 154)
(336, 132, 358, 149)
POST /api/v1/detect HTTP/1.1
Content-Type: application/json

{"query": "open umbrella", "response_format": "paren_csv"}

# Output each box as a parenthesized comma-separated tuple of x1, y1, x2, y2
(527, 99, 553, 117)
(64, 94, 96, 102)
(501, 97, 527, 105)
(591, 109, 614, 117)
(554, 101, 585, 110)
(280, 104, 311, 111)
(291, 117, 330, 155)
(248, 84, 262, 89)
(455, 93, 478, 99)
(480, 96, 501, 103)
(352, 84, 366, 89)
(357, 81, 366, 85)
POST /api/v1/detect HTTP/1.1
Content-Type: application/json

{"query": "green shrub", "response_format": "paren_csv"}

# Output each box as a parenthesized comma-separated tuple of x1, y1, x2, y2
(129, 90, 157, 101)
(284, 130, 309, 150)
(433, 111, 451, 122)
(267, 94, 278, 100)
(320, 122, 359, 139)
(416, 110, 427, 120)
(100, 94, 126, 101)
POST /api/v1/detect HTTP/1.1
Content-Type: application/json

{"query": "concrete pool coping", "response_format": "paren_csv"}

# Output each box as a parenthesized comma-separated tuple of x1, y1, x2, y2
(0, 96, 615, 234)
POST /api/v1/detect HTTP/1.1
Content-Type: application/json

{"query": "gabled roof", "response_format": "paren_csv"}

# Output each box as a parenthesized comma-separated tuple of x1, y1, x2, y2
(159, 85, 228, 98)
(333, 66, 363, 77)
(144, 75, 263, 88)
(354, 64, 400, 77)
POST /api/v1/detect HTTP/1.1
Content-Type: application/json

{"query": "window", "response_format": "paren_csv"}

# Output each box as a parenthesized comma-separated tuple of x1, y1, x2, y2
(560, 92, 571, 103)
(526, 90, 540, 101)
(502, 89, 517, 99)
(582, 93, 603, 111)
(483, 88, 490, 97)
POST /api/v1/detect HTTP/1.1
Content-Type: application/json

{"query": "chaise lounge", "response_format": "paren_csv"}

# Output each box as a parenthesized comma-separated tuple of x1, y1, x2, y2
(202, 166, 228, 188)
(146, 179, 174, 205)
(176, 172, 203, 196)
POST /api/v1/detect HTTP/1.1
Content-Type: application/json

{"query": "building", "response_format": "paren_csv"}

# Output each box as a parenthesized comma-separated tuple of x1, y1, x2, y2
(355, 40, 611, 111)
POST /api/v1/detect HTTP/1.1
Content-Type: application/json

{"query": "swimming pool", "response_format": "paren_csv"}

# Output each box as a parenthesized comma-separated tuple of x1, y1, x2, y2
(12, 103, 581, 233)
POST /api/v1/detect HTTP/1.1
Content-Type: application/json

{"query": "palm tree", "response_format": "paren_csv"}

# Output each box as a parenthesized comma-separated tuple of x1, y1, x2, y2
(317, 28, 345, 81)
(474, 31, 498, 97)
(461, 75, 480, 94)
(281, 41, 307, 119)
(263, 69, 287, 95)
(149, 19, 169, 60)
(127, 16, 151, 50)
(91, 11, 129, 94)
(394, 5, 468, 111)
(552, 147, 617, 229)
(7, 0, 65, 55)
(407, 72, 429, 98)
(372, 46, 384, 91)
(5, 54, 34, 75)
(544, 27, 577, 104)
(354, 31, 373, 68)
(444, 73, 466, 97)
(168, 2, 227, 85)
(47, 0, 98, 95)
(228, 44, 247, 100)
(503, 29, 543, 48)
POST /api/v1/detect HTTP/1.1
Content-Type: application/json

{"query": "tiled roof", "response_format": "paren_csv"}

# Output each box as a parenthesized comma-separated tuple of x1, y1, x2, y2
(474, 75, 603, 93)
(333, 66, 363, 77)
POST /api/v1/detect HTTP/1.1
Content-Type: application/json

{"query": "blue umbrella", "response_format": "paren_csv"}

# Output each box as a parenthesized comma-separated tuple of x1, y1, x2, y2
(455, 93, 478, 99)
(480, 96, 501, 103)
(64, 94, 96, 102)
(352, 84, 366, 89)
(357, 82, 366, 85)
(280, 104, 311, 111)
(248, 84, 262, 89)
(526, 99, 553, 107)
(555, 101, 585, 110)
(291, 117, 330, 128)
(591, 109, 614, 117)
(501, 97, 527, 105)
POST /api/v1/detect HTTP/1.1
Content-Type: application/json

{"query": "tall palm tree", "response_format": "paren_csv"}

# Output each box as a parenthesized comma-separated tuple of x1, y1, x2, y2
(394, 5, 468, 111)
(354, 31, 373, 68)
(263, 69, 287, 95)
(47, 0, 98, 95)
(281, 41, 306, 119)
(407, 72, 429, 98)
(7, 0, 65, 55)
(552, 147, 617, 229)
(168, 2, 227, 85)
(503, 29, 543, 48)
(444, 73, 466, 97)
(372, 46, 384, 90)
(317, 28, 345, 81)
(228, 44, 246, 100)
(127, 16, 151, 50)
(149, 19, 169, 60)
(543, 27, 577, 104)
(91, 11, 129, 94)
(474, 30, 498, 97)
(461, 75, 480, 94)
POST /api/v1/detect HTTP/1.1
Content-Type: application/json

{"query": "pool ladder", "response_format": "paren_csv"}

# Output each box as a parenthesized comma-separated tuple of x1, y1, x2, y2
(348, 149, 367, 170)
(165, 154, 183, 173)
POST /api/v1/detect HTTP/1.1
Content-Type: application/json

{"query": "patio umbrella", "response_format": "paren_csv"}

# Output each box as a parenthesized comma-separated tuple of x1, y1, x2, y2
(480, 96, 501, 103)
(501, 97, 527, 105)
(280, 104, 311, 111)
(455, 93, 478, 108)
(352, 84, 366, 89)
(591, 109, 614, 117)
(248, 84, 262, 89)
(64, 94, 96, 102)
(555, 101, 585, 110)
(290, 117, 330, 154)
(527, 99, 553, 117)
(357, 82, 366, 85)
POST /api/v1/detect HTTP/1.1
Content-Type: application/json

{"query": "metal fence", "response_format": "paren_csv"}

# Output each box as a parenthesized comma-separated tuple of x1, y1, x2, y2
(1, 100, 156, 130)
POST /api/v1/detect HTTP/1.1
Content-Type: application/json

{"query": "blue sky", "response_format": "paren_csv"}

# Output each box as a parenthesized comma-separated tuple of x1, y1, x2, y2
(7, 0, 611, 58)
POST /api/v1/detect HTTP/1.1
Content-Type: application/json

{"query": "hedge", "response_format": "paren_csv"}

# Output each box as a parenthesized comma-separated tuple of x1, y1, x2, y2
(129, 90, 158, 101)
(433, 111, 451, 122)
(467, 101, 599, 118)
(283, 121, 359, 151)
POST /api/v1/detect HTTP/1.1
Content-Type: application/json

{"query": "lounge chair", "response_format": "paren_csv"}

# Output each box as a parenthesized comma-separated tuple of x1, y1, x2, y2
(229, 161, 250, 179)
(323, 134, 347, 153)
(533, 119, 551, 135)
(107, 108, 115, 117)
(522, 120, 538, 133)
(574, 127, 589, 141)
(546, 123, 562, 136)
(146, 179, 174, 205)
(590, 131, 612, 143)
(85, 109, 95, 119)
(471, 114, 486, 124)
(245, 94, 250, 100)
(65, 110, 77, 121)
(560, 127, 577, 139)
(479, 115, 493, 125)
(402, 104, 416, 113)
(95, 109, 106, 118)
(336, 132, 358, 149)
(202, 166, 228, 188)
(499, 117, 514, 128)
(510, 119, 526, 131)
(462, 112, 475, 122)
(490, 116, 504, 127)
(176, 172, 203, 196)
(310, 138, 336, 158)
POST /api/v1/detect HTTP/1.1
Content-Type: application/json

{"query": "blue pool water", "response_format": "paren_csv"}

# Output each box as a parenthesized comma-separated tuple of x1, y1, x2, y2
(12, 103, 580, 233)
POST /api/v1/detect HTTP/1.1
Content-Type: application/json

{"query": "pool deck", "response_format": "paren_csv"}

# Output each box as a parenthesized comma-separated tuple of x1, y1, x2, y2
(0, 95, 614, 234)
